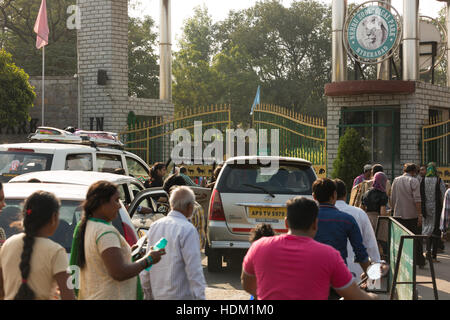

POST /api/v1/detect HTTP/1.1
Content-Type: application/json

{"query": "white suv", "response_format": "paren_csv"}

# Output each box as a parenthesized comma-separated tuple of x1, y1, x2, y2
(0, 127, 151, 183)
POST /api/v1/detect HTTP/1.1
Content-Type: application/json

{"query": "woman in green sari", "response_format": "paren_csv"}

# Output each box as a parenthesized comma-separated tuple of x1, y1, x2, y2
(70, 181, 165, 300)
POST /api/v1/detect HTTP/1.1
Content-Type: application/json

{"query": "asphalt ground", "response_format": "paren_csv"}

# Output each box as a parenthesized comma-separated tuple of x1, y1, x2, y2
(201, 238, 450, 300)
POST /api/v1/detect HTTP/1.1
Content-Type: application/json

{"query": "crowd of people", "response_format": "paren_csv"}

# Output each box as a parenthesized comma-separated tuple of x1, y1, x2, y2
(241, 162, 450, 300)
(0, 159, 449, 300)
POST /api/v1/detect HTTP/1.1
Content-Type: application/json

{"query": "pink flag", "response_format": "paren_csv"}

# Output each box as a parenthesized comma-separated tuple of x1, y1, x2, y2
(33, 0, 49, 49)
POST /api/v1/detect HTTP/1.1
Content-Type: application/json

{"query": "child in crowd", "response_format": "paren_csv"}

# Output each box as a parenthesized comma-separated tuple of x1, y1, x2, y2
(0, 191, 75, 300)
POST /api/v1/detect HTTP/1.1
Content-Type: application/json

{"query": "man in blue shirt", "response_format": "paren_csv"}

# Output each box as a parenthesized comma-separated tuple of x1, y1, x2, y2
(313, 178, 371, 299)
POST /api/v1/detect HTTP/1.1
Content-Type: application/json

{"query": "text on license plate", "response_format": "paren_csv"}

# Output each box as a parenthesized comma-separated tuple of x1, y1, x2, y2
(248, 207, 286, 220)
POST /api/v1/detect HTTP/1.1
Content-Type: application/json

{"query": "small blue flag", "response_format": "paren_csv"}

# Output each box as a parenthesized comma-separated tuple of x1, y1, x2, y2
(250, 85, 260, 115)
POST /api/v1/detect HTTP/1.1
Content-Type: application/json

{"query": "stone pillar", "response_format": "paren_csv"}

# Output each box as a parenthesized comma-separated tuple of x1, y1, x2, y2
(377, 0, 391, 80)
(160, 0, 172, 101)
(332, 0, 347, 82)
(77, 0, 129, 132)
(402, 0, 419, 81)
(326, 101, 342, 174)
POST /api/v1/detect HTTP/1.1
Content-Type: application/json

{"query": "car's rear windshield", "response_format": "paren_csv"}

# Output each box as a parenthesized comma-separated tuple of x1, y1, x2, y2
(0, 200, 124, 253)
(0, 151, 53, 182)
(216, 161, 316, 195)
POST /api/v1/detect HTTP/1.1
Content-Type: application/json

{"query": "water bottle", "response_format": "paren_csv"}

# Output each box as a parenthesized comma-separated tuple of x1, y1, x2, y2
(145, 237, 168, 271)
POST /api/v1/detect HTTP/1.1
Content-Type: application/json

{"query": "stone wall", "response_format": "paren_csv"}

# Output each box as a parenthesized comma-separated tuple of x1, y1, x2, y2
(326, 81, 450, 178)
(0, 76, 78, 144)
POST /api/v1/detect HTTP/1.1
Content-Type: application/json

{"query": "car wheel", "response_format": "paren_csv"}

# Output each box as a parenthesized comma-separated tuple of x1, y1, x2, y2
(206, 243, 222, 272)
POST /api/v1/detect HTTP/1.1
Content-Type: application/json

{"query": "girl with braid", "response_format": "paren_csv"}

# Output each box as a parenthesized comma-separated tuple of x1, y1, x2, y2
(70, 181, 165, 300)
(0, 191, 75, 300)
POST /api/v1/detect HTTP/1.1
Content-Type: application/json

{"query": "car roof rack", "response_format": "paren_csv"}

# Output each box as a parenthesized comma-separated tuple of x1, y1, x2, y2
(28, 127, 124, 149)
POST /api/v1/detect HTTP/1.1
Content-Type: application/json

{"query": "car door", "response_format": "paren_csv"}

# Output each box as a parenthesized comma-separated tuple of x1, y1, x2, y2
(125, 155, 150, 183)
(128, 189, 169, 230)
(189, 186, 211, 219)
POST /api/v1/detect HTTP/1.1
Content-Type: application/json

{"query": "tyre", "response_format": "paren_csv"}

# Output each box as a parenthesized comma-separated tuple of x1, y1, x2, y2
(206, 243, 222, 272)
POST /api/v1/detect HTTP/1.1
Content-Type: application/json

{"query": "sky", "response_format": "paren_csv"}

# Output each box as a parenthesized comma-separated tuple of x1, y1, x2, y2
(130, 0, 447, 51)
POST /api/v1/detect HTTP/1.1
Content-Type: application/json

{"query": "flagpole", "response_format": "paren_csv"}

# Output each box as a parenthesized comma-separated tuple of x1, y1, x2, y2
(42, 46, 45, 126)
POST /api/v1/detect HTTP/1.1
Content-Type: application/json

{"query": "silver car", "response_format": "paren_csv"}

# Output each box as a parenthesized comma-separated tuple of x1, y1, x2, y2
(206, 156, 317, 271)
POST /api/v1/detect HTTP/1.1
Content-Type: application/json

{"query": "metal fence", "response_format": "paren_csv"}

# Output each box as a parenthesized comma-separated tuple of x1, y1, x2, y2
(252, 104, 327, 175)
(422, 119, 449, 166)
(119, 105, 231, 165)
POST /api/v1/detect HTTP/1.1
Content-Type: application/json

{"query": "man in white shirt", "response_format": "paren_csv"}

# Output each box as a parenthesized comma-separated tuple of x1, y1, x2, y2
(142, 186, 206, 300)
(334, 179, 381, 279)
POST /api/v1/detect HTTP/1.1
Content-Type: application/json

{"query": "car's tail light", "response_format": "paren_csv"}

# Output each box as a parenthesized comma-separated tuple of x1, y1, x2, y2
(209, 189, 226, 221)
(122, 222, 138, 247)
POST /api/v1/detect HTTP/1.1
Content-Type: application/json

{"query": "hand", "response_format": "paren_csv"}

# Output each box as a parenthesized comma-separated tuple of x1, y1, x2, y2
(146, 246, 166, 265)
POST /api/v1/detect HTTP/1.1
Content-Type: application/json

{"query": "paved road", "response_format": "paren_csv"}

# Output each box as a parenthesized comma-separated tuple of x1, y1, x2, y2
(202, 252, 251, 300)
(201, 238, 450, 300)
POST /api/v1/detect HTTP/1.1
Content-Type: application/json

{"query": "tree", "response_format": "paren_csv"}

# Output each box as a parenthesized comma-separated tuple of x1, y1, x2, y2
(1, 0, 160, 97)
(0, 49, 36, 128)
(128, 15, 159, 98)
(331, 128, 370, 194)
(216, 0, 331, 117)
(172, 1, 332, 124)
(172, 6, 219, 111)
(0, 0, 77, 76)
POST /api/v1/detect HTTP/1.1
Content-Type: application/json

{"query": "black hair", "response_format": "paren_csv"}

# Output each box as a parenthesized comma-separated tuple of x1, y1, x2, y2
(15, 191, 61, 300)
(163, 174, 186, 193)
(150, 162, 166, 179)
(180, 167, 187, 174)
(312, 178, 337, 203)
(371, 164, 384, 175)
(75, 181, 118, 268)
(334, 179, 347, 199)
(403, 163, 417, 174)
(249, 223, 275, 243)
(286, 197, 318, 231)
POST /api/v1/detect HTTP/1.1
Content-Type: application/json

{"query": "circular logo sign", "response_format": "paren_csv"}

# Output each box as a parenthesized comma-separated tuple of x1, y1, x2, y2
(347, 5, 399, 60)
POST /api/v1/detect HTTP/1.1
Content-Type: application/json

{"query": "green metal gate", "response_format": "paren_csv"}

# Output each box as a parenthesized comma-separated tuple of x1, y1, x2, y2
(422, 119, 450, 183)
(120, 105, 231, 165)
(252, 104, 327, 177)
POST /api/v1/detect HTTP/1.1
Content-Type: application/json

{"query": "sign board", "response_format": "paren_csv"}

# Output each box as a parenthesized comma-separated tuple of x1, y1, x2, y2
(437, 167, 450, 184)
(180, 164, 214, 177)
(389, 221, 414, 300)
(312, 165, 327, 179)
(345, 2, 401, 64)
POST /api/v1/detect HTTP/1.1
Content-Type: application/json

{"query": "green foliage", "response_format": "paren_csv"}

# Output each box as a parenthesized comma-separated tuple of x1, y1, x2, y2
(128, 15, 159, 98)
(0, 0, 77, 76)
(173, 0, 332, 126)
(0, 0, 159, 97)
(0, 49, 36, 127)
(331, 128, 370, 193)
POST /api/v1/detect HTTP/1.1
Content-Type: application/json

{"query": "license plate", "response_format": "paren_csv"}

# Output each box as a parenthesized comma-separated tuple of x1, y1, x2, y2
(248, 207, 286, 220)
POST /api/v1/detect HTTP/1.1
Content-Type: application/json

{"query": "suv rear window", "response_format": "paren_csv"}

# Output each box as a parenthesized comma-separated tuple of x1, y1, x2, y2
(0, 151, 53, 183)
(0, 200, 126, 253)
(216, 162, 316, 195)
(0, 200, 81, 252)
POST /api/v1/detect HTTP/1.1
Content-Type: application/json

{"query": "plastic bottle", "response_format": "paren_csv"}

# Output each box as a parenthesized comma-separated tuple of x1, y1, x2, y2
(145, 237, 168, 271)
